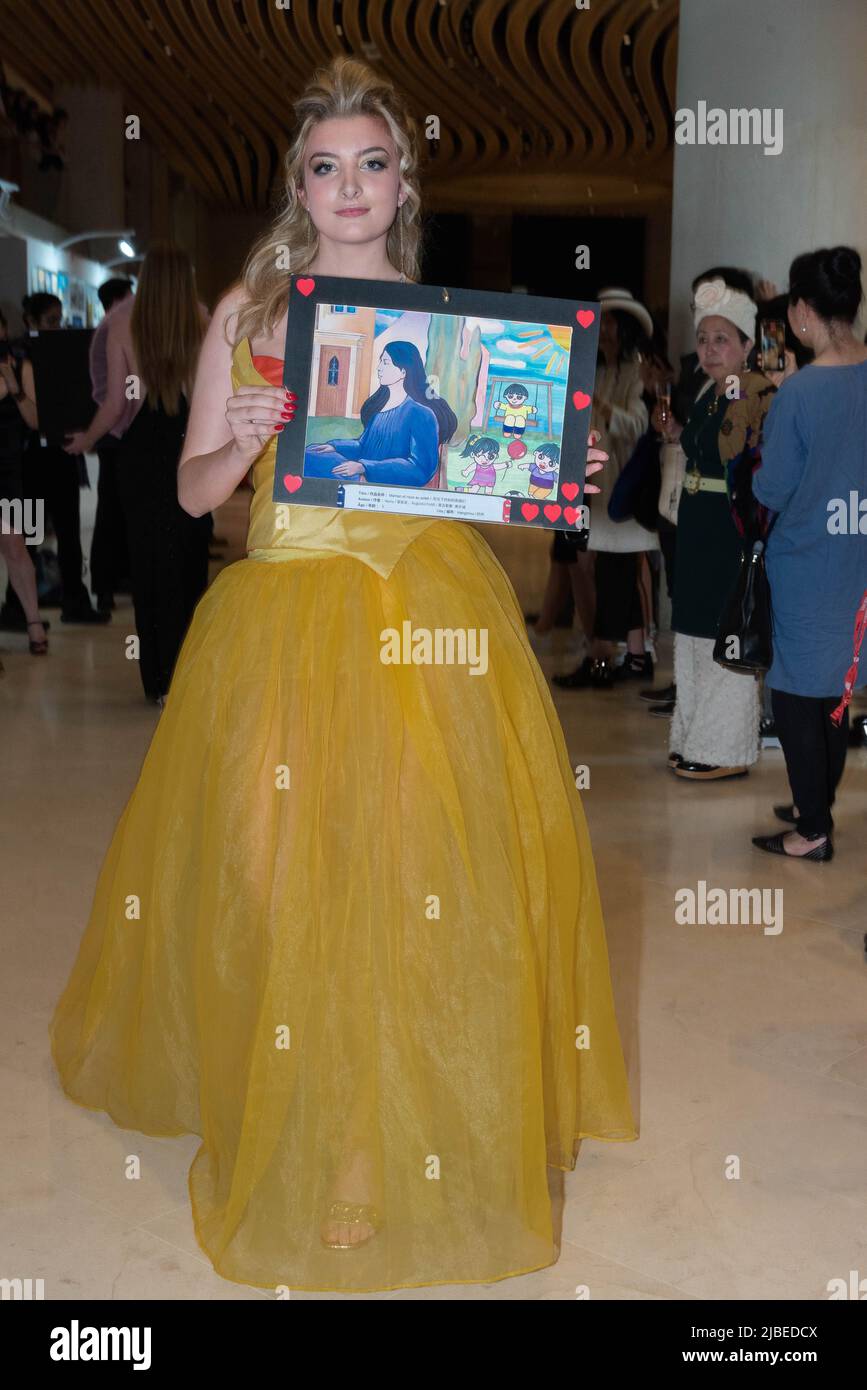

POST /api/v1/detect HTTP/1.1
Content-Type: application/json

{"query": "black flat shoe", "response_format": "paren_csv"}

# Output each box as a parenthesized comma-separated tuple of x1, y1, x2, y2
(773, 804, 798, 824)
(667, 751, 682, 767)
(650, 700, 675, 718)
(752, 831, 833, 862)
(640, 682, 676, 703)
(674, 761, 748, 780)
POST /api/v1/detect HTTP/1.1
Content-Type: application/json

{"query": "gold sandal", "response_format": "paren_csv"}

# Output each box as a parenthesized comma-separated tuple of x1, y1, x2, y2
(320, 1200, 381, 1250)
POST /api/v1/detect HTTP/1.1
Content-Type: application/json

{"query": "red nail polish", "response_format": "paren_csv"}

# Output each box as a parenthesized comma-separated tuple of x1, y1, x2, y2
(273, 423, 284, 432)
(280, 409, 293, 418)
(284, 391, 297, 401)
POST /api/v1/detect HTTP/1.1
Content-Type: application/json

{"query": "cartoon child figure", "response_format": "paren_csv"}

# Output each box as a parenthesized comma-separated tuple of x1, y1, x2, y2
(492, 382, 537, 438)
(456, 434, 508, 494)
(519, 442, 560, 499)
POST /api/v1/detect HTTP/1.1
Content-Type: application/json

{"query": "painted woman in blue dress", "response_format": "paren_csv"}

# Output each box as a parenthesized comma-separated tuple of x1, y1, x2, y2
(304, 339, 458, 486)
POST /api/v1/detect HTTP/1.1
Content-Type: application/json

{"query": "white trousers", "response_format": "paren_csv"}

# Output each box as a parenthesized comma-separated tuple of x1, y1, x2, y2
(670, 633, 760, 768)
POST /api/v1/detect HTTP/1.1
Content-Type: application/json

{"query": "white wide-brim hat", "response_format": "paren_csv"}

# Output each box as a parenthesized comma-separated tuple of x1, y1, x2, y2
(597, 286, 654, 339)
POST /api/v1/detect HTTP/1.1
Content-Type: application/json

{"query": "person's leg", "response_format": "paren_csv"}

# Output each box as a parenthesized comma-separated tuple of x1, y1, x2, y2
(569, 549, 596, 642)
(768, 689, 835, 852)
(678, 638, 758, 770)
(535, 560, 569, 636)
(117, 457, 160, 698)
(90, 445, 128, 601)
(0, 532, 45, 639)
(44, 447, 91, 611)
(772, 690, 838, 837)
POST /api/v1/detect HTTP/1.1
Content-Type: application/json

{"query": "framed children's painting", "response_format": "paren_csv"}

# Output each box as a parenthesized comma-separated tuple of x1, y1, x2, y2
(273, 275, 600, 534)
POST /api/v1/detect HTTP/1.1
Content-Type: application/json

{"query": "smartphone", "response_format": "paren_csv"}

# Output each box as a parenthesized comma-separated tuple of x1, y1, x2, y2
(759, 319, 786, 372)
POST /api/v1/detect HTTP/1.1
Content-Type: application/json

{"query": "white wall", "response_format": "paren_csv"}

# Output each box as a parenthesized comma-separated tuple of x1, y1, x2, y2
(668, 0, 867, 357)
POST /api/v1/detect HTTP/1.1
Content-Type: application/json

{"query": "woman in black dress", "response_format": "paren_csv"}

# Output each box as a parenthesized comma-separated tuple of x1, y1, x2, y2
(63, 242, 211, 704)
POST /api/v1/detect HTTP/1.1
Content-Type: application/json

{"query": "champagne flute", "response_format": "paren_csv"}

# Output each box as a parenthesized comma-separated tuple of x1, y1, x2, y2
(655, 380, 674, 441)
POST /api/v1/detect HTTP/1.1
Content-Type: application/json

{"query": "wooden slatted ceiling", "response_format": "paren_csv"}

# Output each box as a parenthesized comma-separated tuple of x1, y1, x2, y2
(0, 0, 678, 212)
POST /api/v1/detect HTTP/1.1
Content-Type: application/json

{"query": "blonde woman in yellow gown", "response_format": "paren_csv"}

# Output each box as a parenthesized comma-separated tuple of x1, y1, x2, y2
(50, 57, 637, 1293)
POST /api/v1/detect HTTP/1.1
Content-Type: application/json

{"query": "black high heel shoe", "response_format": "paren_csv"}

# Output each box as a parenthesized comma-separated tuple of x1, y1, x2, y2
(752, 831, 834, 862)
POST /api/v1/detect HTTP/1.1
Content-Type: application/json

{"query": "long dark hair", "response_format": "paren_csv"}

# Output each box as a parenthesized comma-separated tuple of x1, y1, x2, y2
(603, 309, 652, 365)
(360, 339, 458, 446)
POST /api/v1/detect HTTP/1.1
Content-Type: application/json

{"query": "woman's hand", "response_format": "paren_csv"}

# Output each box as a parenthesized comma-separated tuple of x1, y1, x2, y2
(332, 460, 365, 478)
(651, 402, 682, 442)
(763, 349, 798, 388)
(225, 383, 296, 461)
(585, 428, 607, 495)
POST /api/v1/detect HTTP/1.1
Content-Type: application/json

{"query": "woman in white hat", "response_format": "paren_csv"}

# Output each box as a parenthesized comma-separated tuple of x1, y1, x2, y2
(552, 287, 658, 689)
(669, 279, 776, 779)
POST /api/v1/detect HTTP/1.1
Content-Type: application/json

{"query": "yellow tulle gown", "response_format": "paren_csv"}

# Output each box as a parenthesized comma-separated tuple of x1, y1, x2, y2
(49, 337, 637, 1293)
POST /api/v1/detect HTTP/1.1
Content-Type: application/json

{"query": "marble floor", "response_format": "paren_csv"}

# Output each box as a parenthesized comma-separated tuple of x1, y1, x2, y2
(1, 475, 866, 1301)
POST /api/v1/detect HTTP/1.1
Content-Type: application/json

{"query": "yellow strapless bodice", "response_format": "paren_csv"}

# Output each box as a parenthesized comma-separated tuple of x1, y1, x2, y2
(234, 336, 438, 580)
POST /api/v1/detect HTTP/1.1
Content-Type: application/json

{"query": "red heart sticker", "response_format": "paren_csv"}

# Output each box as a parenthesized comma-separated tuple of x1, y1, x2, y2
(561, 481, 579, 501)
(544, 503, 562, 522)
(572, 391, 592, 411)
(521, 502, 539, 521)
(576, 309, 595, 329)
(296, 277, 315, 297)
(282, 473, 303, 493)
(564, 505, 581, 526)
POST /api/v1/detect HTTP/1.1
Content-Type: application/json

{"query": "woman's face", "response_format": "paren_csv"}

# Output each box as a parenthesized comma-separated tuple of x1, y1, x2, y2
(598, 310, 619, 358)
(37, 302, 63, 331)
(298, 115, 404, 251)
(696, 314, 750, 383)
(377, 349, 405, 387)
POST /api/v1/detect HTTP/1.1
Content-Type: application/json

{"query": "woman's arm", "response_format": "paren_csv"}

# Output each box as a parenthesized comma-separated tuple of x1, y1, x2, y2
(0, 356, 38, 430)
(178, 286, 286, 517)
(72, 312, 137, 451)
(752, 382, 805, 513)
(322, 433, 363, 460)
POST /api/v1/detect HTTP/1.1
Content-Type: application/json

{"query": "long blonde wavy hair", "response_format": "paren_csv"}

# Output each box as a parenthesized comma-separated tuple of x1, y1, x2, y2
(232, 56, 423, 349)
(130, 240, 205, 415)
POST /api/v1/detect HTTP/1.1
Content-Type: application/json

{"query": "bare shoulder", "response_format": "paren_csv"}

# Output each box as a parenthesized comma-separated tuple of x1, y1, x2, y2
(213, 282, 250, 352)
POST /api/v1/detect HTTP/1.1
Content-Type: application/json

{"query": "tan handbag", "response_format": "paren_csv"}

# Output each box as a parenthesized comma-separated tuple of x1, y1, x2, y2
(659, 441, 686, 525)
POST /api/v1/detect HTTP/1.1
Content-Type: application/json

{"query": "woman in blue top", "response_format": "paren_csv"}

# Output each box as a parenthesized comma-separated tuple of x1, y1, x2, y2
(304, 339, 456, 486)
(752, 247, 867, 862)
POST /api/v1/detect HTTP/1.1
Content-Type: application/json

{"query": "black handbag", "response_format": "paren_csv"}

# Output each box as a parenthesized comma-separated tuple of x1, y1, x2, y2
(713, 537, 773, 673)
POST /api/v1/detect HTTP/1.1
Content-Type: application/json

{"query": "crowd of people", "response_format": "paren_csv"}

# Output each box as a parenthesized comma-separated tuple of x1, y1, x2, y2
(528, 247, 867, 862)
(0, 247, 216, 702)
